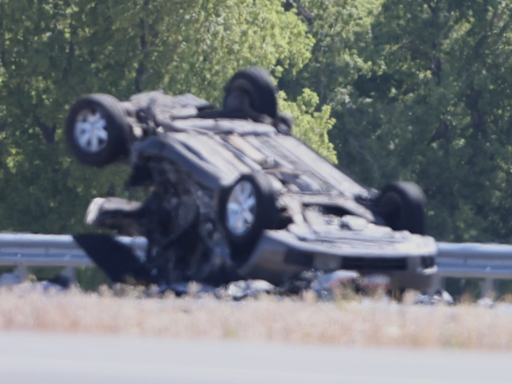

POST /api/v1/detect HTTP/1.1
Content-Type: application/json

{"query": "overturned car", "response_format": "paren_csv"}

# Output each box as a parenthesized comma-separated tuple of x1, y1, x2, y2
(66, 67, 437, 293)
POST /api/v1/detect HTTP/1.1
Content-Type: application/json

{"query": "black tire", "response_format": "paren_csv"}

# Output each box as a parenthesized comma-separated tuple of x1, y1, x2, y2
(375, 181, 427, 235)
(223, 67, 278, 118)
(220, 173, 279, 258)
(276, 113, 294, 135)
(66, 94, 130, 167)
(277, 113, 294, 128)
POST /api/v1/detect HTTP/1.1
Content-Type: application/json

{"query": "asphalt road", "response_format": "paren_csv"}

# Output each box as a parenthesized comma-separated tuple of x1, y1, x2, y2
(0, 332, 511, 384)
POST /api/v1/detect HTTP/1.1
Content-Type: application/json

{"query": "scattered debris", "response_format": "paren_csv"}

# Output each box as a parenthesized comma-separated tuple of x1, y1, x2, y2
(415, 290, 454, 305)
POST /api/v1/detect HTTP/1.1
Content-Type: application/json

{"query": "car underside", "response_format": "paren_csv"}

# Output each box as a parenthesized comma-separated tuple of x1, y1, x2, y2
(67, 67, 438, 294)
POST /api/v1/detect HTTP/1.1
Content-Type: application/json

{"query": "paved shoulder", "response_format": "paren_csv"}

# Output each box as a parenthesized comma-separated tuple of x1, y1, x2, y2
(0, 332, 510, 384)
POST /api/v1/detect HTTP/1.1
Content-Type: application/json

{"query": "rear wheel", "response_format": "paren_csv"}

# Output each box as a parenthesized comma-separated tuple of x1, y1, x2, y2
(66, 94, 130, 167)
(376, 181, 427, 235)
(223, 67, 278, 118)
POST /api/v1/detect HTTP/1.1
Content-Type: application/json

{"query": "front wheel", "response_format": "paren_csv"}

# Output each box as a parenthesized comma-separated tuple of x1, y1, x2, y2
(375, 181, 427, 235)
(66, 93, 130, 167)
(220, 173, 279, 259)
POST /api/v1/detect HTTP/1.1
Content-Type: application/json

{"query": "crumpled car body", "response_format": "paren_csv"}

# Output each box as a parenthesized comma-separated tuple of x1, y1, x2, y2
(69, 86, 437, 293)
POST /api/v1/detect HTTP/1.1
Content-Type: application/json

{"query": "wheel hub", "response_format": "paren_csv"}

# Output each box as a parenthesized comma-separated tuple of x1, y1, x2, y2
(74, 109, 108, 153)
(226, 180, 257, 236)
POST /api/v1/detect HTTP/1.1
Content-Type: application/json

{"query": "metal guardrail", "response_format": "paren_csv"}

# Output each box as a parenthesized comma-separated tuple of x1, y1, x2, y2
(0, 233, 147, 281)
(0, 234, 93, 268)
(437, 242, 512, 279)
(1, 234, 512, 295)
(435, 242, 512, 297)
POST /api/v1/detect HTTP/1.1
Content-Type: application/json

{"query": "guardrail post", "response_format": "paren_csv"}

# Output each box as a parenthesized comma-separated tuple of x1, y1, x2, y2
(480, 278, 495, 299)
(61, 266, 78, 283)
(428, 275, 445, 295)
(14, 265, 28, 281)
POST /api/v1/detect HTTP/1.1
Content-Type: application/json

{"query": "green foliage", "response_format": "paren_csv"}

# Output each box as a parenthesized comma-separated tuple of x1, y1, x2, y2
(279, 88, 337, 163)
(0, 0, 328, 233)
(6, 0, 512, 246)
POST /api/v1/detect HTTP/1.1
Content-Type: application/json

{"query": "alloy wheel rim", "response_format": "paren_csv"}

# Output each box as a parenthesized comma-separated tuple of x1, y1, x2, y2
(226, 180, 257, 236)
(74, 108, 109, 153)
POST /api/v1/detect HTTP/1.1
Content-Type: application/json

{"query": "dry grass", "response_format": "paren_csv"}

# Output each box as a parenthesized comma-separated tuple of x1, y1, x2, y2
(1, 285, 512, 350)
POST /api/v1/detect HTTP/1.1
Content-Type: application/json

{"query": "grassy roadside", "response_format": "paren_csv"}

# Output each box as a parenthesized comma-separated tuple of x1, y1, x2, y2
(0, 287, 511, 350)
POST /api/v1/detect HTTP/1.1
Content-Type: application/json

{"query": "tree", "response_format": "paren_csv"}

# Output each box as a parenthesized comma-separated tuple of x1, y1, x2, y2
(0, 0, 335, 233)
(292, 0, 512, 242)
(279, 88, 337, 163)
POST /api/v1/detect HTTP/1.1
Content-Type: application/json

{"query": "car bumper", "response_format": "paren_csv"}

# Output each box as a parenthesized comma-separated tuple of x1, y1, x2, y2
(238, 229, 438, 292)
